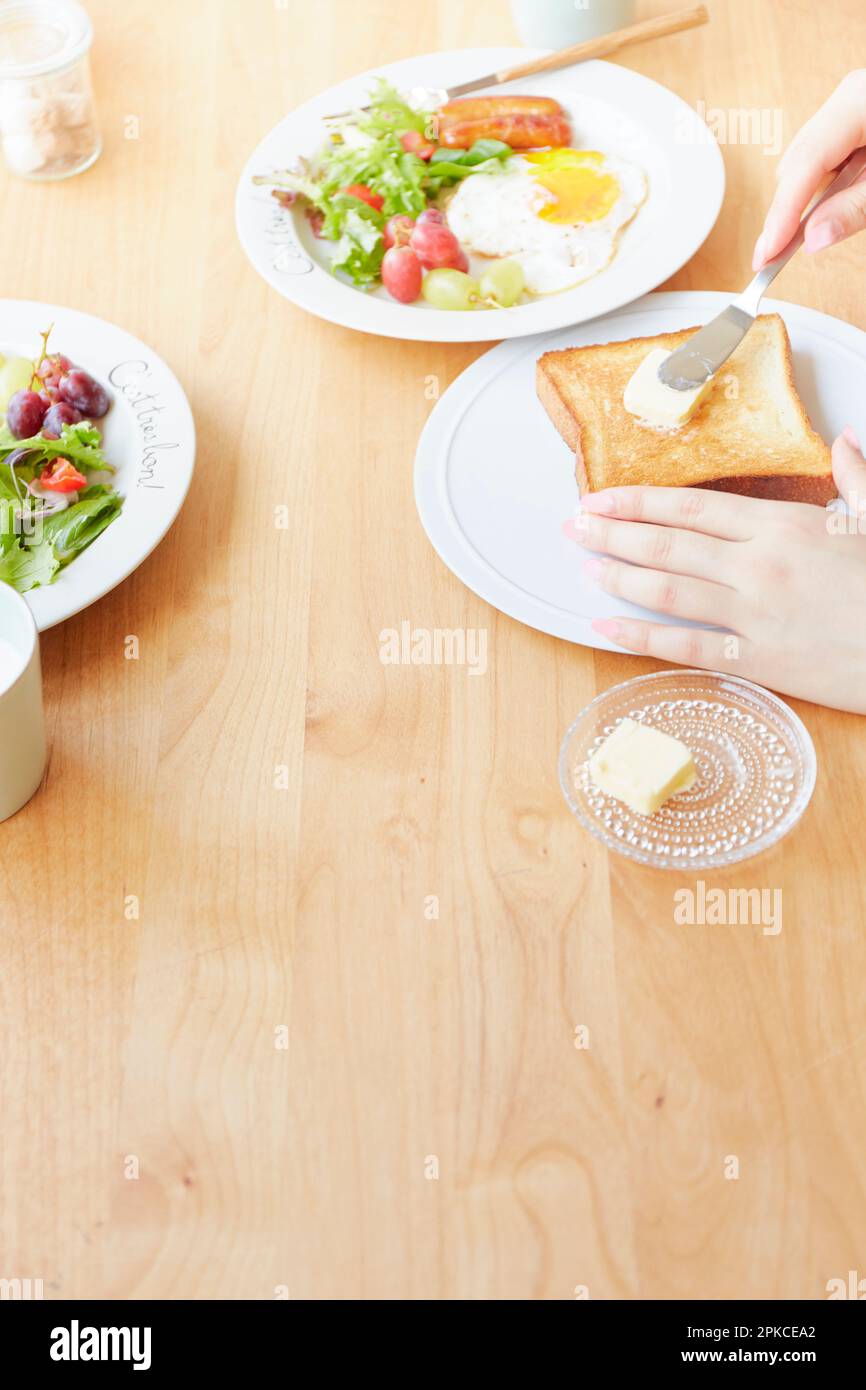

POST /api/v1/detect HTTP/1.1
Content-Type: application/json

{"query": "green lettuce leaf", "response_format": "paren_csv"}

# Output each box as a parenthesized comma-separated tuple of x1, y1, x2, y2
(329, 205, 385, 287)
(0, 466, 20, 504)
(356, 79, 429, 138)
(41, 485, 123, 565)
(425, 141, 513, 190)
(0, 497, 18, 554)
(0, 536, 60, 592)
(429, 139, 511, 166)
(0, 421, 112, 476)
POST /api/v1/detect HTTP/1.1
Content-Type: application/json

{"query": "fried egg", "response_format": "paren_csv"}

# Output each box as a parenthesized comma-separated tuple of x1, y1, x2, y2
(445, 149, 647, 295)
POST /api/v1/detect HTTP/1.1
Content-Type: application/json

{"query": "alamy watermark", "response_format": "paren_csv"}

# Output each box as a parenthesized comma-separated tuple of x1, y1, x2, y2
(675, 101, 783, 156)
(827, 494, 866, 534)
(379, 621, 488, 675)
(0, 1276, 43, 1300)
(674, 881, 782, 936)
(826, 1270, 866, 1299)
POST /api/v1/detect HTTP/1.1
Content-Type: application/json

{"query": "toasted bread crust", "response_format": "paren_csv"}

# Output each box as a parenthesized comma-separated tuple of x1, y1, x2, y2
(698, 473, 837, 505)
(535, 360, 583, 455)
(536, 315, 833, 504)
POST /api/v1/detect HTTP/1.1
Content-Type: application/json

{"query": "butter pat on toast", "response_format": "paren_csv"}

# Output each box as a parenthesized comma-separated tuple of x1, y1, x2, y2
(536, 314, 835, 504)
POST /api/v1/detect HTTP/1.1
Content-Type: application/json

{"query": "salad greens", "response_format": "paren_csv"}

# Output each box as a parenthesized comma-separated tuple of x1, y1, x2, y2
(41, 485, 123, 566)
(425, 138, 511, 183)
(256, 78, 513, 288)
(0, 421, 123, 593)
(0, 419, 111, 476)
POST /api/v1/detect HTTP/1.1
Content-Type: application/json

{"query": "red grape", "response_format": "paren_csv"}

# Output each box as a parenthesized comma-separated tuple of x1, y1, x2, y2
(383, 214, 415, 249)
(409, 220, 464, 269)
(58, 369, 110, 418)
(41, 402, 83, 439)
(416, 208, 444, 225)
(381, 246, 423, 303)
(6, 389, 48, 439)
(37, 353, 71, 381)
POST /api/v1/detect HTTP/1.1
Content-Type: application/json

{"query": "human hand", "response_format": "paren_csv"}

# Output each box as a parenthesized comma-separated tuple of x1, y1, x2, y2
(753, 71, 866, 269)
(564, 430, 866, 714)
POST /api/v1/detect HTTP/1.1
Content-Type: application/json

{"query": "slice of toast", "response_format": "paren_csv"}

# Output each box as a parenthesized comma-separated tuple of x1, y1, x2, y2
(536, 314, 835, 504)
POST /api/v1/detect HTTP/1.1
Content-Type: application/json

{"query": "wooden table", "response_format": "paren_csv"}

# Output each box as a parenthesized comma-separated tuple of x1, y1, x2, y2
(3, 0, 865, 1301)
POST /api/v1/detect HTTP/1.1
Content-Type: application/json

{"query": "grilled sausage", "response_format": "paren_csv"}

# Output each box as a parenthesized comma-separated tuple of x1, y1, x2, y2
(435, 96, 572, 150)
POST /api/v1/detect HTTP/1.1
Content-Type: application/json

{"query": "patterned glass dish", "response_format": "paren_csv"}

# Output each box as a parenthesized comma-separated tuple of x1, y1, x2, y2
(558, 670, 817, 869)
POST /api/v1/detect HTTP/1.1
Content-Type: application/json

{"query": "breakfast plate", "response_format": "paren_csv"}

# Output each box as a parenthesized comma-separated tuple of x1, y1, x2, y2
(1, 300, 195, 631)
(414, 290, 866, 650)
(235, 49, 725, 342)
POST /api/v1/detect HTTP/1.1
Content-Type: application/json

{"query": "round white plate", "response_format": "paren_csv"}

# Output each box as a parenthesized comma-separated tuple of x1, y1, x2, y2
(414, 290, 864, 651)
(235, 49, 725, 342)
(1, 300, 195, 630)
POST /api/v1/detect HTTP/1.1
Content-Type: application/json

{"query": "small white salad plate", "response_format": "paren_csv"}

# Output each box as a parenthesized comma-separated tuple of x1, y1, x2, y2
(1, 300, 195, 631)
(414, 289, 866, 651)
(235, 48, 724, 342)
(559, 669, 817, 869)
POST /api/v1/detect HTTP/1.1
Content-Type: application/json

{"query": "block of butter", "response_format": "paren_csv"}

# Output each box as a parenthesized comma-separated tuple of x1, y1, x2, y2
(623, 347, 712, 429)
(588, 717, 696, 816)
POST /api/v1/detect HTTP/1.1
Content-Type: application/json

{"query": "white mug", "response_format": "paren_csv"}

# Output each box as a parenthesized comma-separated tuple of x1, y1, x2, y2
(510, 0, 637, 49)
(0, 584, 46, 821)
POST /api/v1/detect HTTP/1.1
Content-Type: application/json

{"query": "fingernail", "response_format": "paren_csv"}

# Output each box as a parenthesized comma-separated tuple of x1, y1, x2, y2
(562, 517, 588, 541)
(592, 618, 622, 638)
(581, 491, 614, 514)
(582, 557, 604, 580)
(752, 232, 768, 271)
(843, 424, 861, 450)
(805, 219, 841, 253)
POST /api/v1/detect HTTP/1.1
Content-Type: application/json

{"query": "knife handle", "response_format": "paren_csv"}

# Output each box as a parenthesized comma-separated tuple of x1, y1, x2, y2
(739, 145, 866, 315)
(492, 5, 709, 84)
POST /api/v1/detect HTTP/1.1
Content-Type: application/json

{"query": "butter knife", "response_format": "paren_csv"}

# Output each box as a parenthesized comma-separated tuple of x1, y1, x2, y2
(323, 6, 708, 122)
(659, 145, 866, 391)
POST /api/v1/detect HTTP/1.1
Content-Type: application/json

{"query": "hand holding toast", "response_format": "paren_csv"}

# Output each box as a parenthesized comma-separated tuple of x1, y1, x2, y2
(565, 430, 866, 714)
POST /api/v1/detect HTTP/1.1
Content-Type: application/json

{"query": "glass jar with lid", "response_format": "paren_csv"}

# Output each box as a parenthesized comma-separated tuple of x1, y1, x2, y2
(0, 0, 101, 180)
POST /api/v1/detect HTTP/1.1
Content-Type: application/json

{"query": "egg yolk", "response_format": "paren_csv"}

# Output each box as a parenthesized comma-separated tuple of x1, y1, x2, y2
(524, 149, 620, 225)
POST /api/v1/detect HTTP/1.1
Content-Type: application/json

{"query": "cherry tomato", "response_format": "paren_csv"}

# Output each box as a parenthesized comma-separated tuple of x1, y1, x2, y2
(342, 183, 384, 212)
(39, 458, 88, 493)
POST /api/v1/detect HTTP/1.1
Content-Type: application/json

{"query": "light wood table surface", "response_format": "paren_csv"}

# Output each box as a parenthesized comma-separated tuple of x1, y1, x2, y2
(3, 0, 865, 1301)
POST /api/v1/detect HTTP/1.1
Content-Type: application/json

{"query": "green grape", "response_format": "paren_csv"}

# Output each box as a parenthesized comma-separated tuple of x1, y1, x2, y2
(421, 268, 480, 311)
(0, 355, 35, 414)
(479, 259, 526, 308)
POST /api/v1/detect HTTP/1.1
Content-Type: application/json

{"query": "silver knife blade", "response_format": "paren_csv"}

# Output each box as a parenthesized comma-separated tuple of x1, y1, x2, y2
(657, 304, 754, 391)
(322, 76, 498, 124)
(658, 146, 866, 391)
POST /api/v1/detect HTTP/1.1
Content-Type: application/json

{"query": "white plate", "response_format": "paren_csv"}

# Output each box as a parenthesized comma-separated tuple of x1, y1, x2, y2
(414, 291, 865, 651)
(235, 49, 725, 342)
(1, 300, 195, 631)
